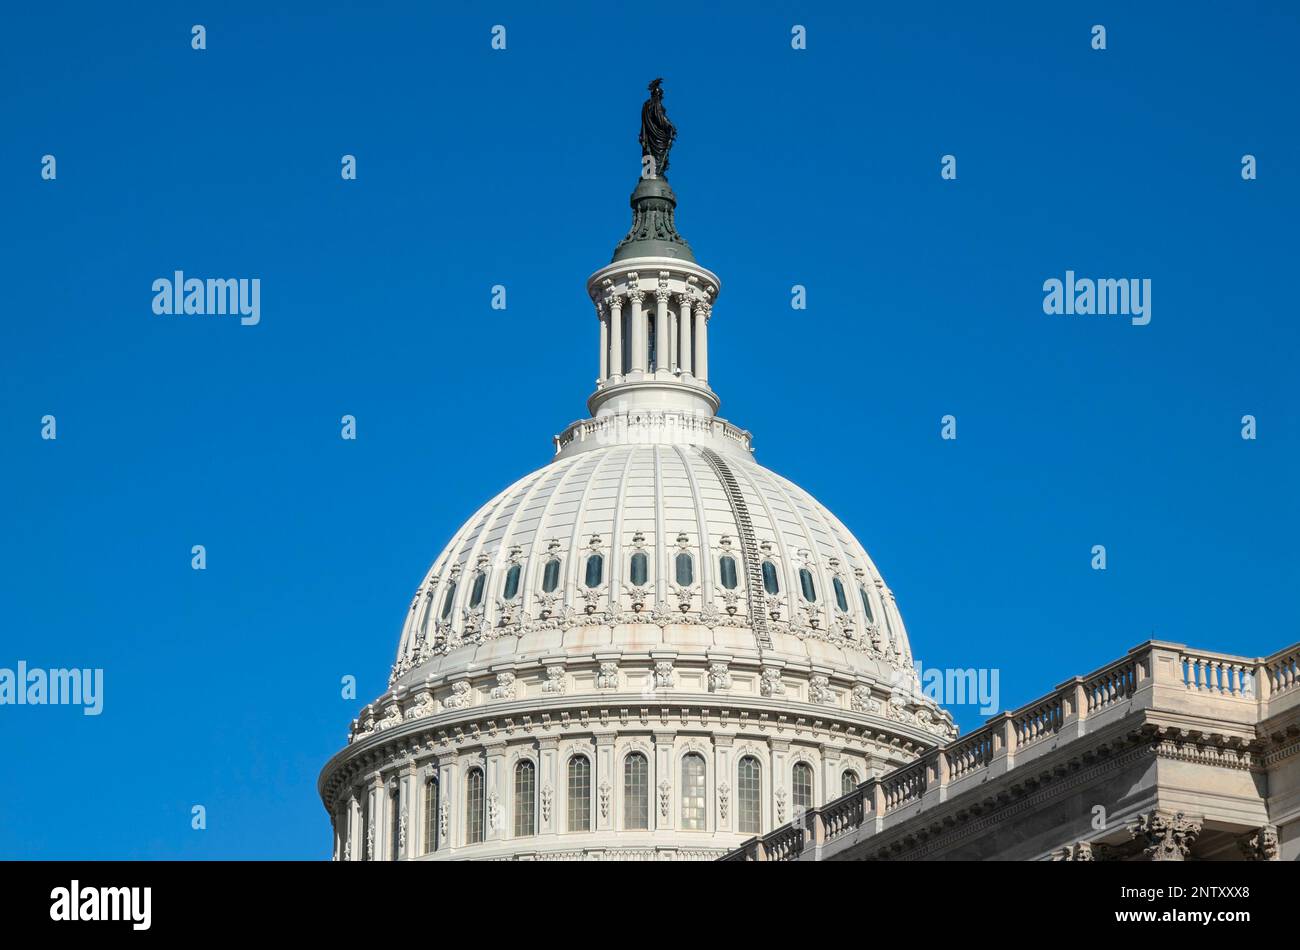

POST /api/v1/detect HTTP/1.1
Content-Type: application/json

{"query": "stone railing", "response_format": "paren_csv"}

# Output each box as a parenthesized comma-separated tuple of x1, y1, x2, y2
(719, 638, 1300, 862)
(553, 411, 753, 456)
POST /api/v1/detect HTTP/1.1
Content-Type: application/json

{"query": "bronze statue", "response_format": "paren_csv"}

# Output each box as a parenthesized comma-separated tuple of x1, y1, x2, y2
(639, 78, 676, 177)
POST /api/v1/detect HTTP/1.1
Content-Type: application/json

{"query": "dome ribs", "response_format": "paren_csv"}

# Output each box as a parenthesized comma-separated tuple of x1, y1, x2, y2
(698, 448, 772, 651)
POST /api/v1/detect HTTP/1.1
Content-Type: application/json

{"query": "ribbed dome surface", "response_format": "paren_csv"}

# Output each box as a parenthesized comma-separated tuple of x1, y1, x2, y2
(389, 442, 915, 688)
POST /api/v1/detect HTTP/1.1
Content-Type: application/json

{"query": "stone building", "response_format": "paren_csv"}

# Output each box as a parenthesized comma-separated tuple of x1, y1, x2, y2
(720, 639, 1300, 861)
(316, 103, 957, 861)
(317, 92, 1294, 863)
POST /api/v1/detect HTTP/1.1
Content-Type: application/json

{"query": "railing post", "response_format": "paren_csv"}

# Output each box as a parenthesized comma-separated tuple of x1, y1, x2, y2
(867, 777, 886, 832)
(1255, 657, 1271, 705)
(1057, 676, 1088, 741)
(988, 711, 1016, 777)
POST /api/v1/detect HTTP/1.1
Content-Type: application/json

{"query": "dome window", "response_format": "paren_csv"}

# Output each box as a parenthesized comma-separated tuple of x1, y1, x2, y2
(674, 552, 694, 586)
(568, 755, 592, 832)
(737, 756, 762, 835)
(542, 558, 561, 593)
(761, 560, 780, 595)
(465, 768, 485, 845)
(468, 571, 487, 609)
(680, 753, 707, 830)
(584, 553, 604, 588)
(833, 576, 849, 612)
(799, 568, 817, 602)
(629, 551, 648, 586)
(440, 581, 457, 620)
(718, 555, 738, 590)
(842, 770, 860, 796)
(502, 564, 521, 600)
(859, 586, 874, 623)
(792, 762, 814, 810)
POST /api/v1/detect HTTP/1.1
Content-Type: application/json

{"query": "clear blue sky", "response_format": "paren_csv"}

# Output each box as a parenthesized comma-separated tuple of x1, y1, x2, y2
(1, 2, 1296, 858)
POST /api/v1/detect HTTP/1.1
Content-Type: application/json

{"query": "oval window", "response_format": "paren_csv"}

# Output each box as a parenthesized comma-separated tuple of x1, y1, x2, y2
(542, 559, 561, 593)
(718, 555, 738, 590)
(761, 561, 779, 595)
(799, 568, 817, 602)
(469, 571, 487, 609)
(502, 564, 521, 600)
(440, 581, 457, 620)
(629, 551, 648, 586)
(585, 553, 604, 588)
(859, 587, 874, 623)
(833, 577, 848, 612)
(675, 552, 694, 586)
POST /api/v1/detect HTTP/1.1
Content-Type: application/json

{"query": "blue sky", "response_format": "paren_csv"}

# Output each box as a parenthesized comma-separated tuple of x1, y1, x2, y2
(1, 2, 1296, 858)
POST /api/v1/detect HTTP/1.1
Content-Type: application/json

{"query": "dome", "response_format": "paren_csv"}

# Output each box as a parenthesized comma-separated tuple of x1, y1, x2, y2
(387, 441, 919, 691)
(319, 86, 952, 862)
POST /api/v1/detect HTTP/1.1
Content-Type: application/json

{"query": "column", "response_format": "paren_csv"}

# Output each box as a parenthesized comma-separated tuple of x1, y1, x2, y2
(714, 736, 734, 834)
(668, 303, 678, 372)
(366, 776, 382, 861)
(695, 300, 710, 382)
(629, 287, 647, 374)
(654, 732, 675, 831)
(654, 282, 670, 375)
(678, 294, 693, 376)
(596, 733, 617, 832)
(384, 775, 400, 861)
(598, 301, 609, 382)
(769, 739, 790, 828)
(485, 741, 507, 841)
(346, 791, 361, 861)
(538, 737, 560, 838)
(607, 292, 623, 379)
(437, 755, 458, 853)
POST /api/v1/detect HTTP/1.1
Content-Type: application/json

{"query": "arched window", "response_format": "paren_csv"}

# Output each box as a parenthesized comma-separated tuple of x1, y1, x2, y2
(859, 586, 874, 624)
(681, 753, 707, 830)
(624, 753, 649, 830)
(737, 756, 762, 835)
(675, 552, 694, 586)
(567, 755, 591, 832)
(423, 778, 438, 855)
(799, 568, 817, 603)
(629, 551, 648, 586)
(542, 558, 561, 593)
(718, 555, 738, 589)
(440, 581, 457, 620)
(465, 768, 485, 844)
(833, 576, 848, 612)
(842, 770, 860, 796)
(792, 762, 814, 810)
(584, 553, 604, 589)
(513, 761, 536, 837)
(502, 564, 521, 600)
(761, 560, 780, 595)
(468, 571, 487, 609)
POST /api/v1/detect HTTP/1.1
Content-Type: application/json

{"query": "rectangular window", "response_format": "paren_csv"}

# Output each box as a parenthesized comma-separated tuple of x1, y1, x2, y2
(738, 758, 761, 835)
(466, 769, 485, 844)
(423, 781, 438, 854)
(514, 762, 536, 837)
(624, 754, 649, 830)
(681, 754, 707, 830)
(568, 757, 591, 832)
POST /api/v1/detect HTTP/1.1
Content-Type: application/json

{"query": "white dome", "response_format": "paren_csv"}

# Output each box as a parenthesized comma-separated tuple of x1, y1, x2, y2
(388, 440, 918, 689)
(320, 138, 953, 862)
